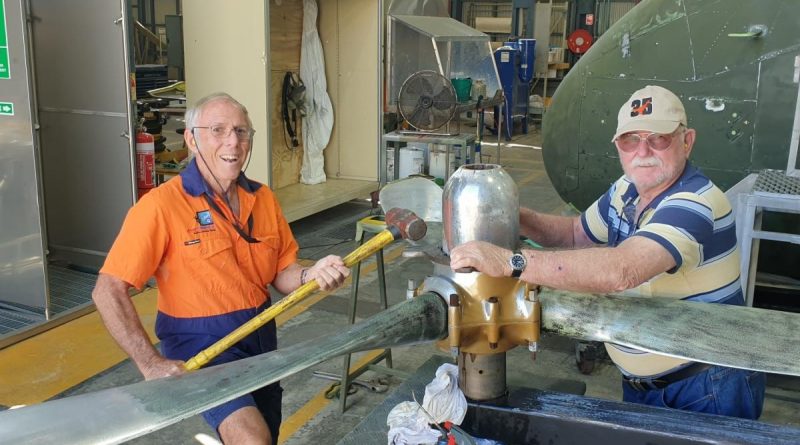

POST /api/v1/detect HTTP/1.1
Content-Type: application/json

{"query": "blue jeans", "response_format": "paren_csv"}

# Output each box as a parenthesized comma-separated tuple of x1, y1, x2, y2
(622, 365, 765, 419)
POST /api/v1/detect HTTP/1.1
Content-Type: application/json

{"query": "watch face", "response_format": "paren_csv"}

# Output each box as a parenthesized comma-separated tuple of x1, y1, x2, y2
(511, 253, 526, 269)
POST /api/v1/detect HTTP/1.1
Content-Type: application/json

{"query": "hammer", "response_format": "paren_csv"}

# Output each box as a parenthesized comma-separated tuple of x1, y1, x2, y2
(184, 207, 427, 371)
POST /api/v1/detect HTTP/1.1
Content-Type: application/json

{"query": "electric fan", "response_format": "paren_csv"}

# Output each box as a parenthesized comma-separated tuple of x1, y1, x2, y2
(397, 70, 458, 133)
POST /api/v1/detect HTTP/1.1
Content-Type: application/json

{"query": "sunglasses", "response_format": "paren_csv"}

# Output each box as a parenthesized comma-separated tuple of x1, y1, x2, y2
(615, 127, 683, 153)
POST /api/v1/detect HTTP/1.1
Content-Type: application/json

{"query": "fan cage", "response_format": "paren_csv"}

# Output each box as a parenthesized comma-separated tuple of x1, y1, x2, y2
(397, 70, 458, 132)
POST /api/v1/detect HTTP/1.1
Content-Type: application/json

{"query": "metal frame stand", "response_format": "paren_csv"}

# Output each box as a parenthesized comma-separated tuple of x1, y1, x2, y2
(732, 71, 800, 306)
(338, 215, 398, 413)
(380, 131, 477, 186)
(734, 171, 800, 307)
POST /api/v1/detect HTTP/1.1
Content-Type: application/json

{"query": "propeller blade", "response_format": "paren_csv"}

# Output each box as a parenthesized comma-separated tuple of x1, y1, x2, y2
(4, 287, 798, 444)
(0, 294, 448, 445)
(540, 289, 800, 376)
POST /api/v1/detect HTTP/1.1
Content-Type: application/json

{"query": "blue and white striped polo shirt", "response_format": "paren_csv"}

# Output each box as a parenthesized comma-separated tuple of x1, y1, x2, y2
(580, 162, 743, 377)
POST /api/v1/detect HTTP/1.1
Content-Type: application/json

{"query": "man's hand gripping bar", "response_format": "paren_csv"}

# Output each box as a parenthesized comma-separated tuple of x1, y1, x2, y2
(183, 208, 427, 371)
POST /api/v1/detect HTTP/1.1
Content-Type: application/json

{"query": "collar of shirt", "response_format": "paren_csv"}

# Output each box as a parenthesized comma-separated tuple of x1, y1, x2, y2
(179, 158, 262, 235)
(179, 158, 262, 197)
(621, 161, 700, 219)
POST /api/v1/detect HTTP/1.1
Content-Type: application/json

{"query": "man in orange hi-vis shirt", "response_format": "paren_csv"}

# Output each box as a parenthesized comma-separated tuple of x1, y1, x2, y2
(92, 92, 350, 445)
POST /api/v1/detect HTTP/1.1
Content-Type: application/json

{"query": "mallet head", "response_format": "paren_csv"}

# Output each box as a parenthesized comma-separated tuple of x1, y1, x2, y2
(385, 208, 427, 241)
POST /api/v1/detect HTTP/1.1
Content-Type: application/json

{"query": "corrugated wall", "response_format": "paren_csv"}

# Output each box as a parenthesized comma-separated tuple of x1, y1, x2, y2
(595, 1, 637, 36)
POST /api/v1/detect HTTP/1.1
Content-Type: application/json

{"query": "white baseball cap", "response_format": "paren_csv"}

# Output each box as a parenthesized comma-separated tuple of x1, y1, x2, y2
(612, 85, 687, 142)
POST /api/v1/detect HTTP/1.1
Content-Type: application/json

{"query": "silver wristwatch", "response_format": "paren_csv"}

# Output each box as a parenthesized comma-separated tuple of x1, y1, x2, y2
(509, 252, 527, 278)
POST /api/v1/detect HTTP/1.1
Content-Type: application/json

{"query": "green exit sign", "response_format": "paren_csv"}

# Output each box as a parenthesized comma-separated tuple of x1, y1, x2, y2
(0, 49, 9, 79)
(0, 0, 6, 48)
(0, 101, 14, 116)
(0, 0, 8, 80)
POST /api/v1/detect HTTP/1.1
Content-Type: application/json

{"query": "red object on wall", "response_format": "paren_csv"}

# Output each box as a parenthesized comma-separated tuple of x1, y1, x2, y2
(585, 13, 595, 26)
(136, 129, 155, 195)
(567, 29, 594, 54)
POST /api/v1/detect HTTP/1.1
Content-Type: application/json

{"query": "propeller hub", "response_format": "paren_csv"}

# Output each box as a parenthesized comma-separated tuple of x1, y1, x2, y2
(417, 266, 541, 402)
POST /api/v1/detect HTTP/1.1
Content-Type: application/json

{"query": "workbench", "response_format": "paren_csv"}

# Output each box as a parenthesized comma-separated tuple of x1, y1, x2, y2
(380, 131, 477, 186)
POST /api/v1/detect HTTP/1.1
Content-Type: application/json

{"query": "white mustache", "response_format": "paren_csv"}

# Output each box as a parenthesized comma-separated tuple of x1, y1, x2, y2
(631, 157, 662, 167)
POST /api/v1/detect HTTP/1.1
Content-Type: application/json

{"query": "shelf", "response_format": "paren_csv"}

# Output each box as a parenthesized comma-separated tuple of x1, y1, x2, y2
(275, 179, 378, 223)
(548, 62, 570, 70)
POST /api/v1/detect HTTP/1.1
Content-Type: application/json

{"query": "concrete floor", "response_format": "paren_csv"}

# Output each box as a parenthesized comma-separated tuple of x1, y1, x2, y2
(57, 128, 800, 444)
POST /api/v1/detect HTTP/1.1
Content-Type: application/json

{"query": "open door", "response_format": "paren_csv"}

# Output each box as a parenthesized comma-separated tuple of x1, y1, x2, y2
(30, 0, 136, 269)
(0, 0, 135, 346)
(0, 0, 48, 317)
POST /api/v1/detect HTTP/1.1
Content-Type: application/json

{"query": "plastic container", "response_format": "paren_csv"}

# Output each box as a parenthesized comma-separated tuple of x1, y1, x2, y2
(399, 147, 426, 178)
(386, 148, 396, 181)
(472, 79, 488, 101)
(451, 78, 472, 102)
(429, 144, 458, 180)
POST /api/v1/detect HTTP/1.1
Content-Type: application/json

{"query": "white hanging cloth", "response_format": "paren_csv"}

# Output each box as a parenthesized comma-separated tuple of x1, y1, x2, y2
(299, 0, 333, 185)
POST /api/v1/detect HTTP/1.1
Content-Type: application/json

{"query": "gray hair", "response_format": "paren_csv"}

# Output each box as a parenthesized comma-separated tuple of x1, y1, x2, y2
(184, 92, 253, 129)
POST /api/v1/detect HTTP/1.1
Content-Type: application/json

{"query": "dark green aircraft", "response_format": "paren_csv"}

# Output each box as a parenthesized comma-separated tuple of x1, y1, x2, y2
(543, 0, 800, 284)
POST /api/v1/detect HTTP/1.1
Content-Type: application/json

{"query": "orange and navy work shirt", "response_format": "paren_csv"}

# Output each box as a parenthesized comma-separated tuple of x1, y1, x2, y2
(101, 158, 298, 339)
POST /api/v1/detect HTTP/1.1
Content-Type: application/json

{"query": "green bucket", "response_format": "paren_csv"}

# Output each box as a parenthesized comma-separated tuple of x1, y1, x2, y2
(451, 78, 472, 102)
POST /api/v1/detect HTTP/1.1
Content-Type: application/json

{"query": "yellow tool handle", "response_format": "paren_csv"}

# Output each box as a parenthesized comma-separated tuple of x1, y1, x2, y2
(184, 229, 397, 371)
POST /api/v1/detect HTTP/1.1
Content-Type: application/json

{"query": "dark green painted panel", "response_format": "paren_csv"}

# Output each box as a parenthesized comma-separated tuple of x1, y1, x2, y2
(543, 0, 800, 281)
(675, 74, 758, 173)
(542, 65, 587, 196)
(687, 0, 785, 79)
(545, 0, 800, 210)
(752, 52, 798, 169)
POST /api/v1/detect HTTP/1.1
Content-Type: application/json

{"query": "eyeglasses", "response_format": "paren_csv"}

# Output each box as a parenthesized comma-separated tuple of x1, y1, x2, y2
(614, 128, 682, 152)
(192, 125, 255, 141)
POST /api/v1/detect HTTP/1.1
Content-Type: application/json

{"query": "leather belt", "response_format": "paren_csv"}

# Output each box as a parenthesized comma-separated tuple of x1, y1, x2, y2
(624, 362, 714, 392)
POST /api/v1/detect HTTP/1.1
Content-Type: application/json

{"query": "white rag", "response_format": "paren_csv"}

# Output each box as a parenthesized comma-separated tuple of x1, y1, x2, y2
(386, 401, 442, 445)
(422, 363, 467, 425)
(386, 364, 468, 444)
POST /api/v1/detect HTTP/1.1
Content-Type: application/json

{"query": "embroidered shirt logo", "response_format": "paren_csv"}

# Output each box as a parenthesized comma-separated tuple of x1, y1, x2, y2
(630, 97, 653, 117)
(189, 209, 217, 234)
(196, 210, 213, 226)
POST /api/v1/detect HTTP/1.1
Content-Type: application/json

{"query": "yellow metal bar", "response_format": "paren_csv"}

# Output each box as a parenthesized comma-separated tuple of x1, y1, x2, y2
(184, 229, 398, 371)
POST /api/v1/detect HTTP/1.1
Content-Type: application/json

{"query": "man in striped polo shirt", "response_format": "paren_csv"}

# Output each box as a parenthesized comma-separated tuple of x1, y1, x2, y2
(450, 85, 765, 419)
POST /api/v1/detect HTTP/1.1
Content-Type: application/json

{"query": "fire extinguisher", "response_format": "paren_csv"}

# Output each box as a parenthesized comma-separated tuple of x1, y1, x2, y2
(136, 122, 155, 197)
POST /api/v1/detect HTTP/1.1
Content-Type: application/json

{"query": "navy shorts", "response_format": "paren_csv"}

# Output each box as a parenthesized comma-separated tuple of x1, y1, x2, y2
(157, 304, 282, 440)
(196, 348, 283, 440)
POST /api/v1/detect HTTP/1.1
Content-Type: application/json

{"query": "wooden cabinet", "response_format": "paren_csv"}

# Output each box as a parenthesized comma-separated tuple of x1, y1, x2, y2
(184, 0, 380, 222)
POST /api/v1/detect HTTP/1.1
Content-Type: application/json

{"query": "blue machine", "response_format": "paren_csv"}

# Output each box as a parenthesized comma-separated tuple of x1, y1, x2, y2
(494, 38, 536, 140)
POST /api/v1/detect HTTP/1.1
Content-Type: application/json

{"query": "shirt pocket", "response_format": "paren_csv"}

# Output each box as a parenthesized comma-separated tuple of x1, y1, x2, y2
(181, 235, 235, 264)
(251, 235, 282, 284)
